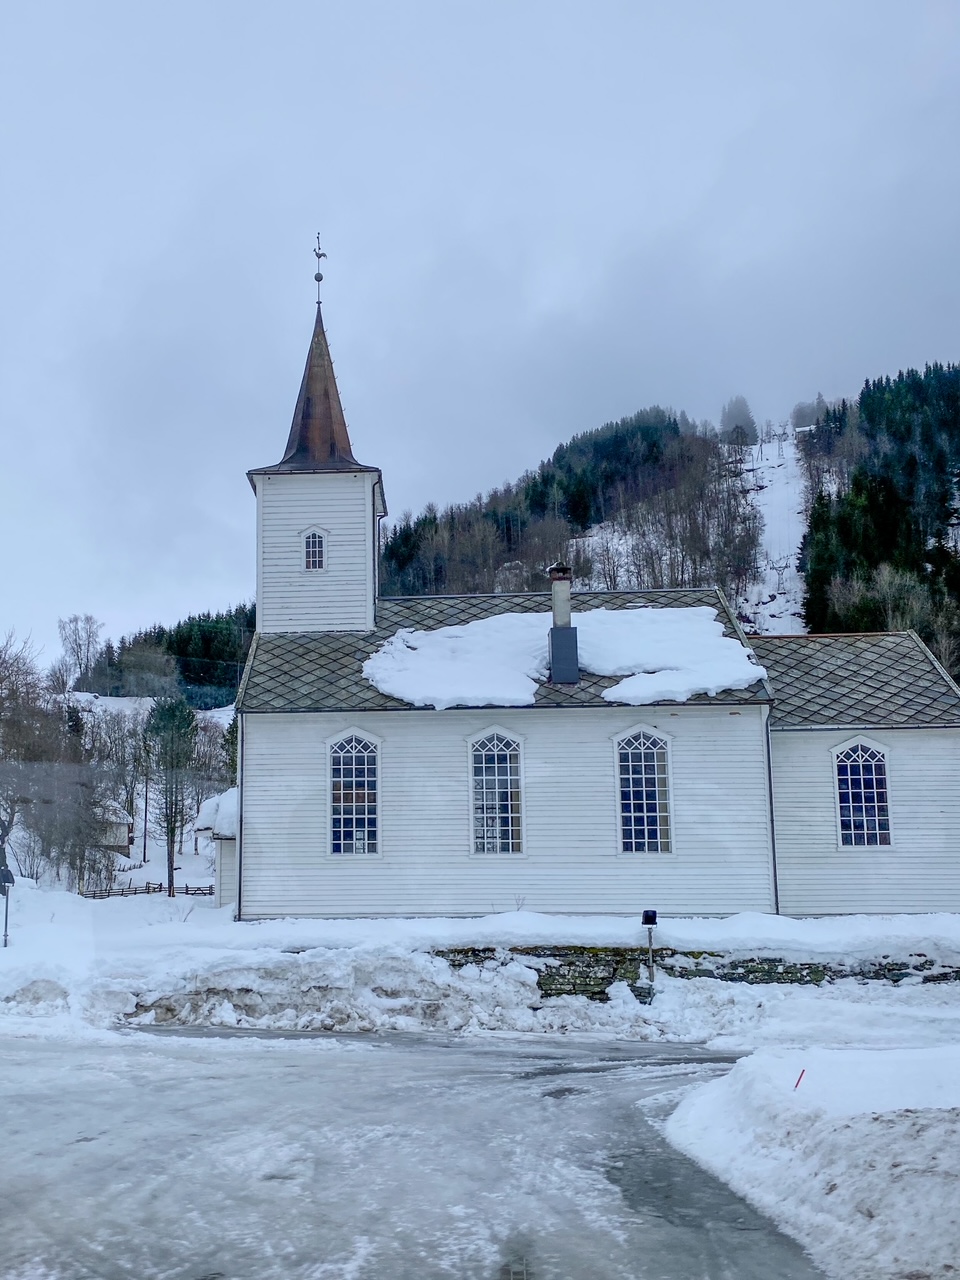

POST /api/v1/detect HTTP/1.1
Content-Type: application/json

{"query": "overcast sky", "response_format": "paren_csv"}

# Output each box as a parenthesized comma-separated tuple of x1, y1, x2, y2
(2, 0, 959, 661)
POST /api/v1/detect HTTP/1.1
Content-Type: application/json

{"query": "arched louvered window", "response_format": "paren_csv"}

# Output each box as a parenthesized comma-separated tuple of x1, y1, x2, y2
(304, 531, 325, 571)
(330, 735, 378, 855)
(471, 733, 523, 854)
(836, 743, 890, 846)
(618, 731, 671, 853)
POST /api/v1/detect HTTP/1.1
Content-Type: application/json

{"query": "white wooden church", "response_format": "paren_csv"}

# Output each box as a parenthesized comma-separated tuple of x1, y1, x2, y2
(225, 300, 960, 919)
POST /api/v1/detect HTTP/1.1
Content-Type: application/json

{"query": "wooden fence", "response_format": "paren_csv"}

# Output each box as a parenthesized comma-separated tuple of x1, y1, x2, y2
(79, 882, 214, 899)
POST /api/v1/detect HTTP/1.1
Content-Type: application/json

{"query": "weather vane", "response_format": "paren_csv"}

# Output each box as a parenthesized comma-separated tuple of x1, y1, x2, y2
(314, 232, 327, 303)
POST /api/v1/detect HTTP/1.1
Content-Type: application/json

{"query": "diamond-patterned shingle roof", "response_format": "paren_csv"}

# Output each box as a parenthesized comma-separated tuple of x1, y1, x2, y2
(237, 588, 772, 713)
(751, 632, 960, 728)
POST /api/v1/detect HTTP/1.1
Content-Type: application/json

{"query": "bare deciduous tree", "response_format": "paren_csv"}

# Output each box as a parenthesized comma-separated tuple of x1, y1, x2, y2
(57, 614, 103, 686)
(187, 717, 235, 853)
(146, 698, 197, 896)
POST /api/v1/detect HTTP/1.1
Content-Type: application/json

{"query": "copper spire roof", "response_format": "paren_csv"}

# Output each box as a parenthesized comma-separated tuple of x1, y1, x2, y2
(249, 302, 378, 479)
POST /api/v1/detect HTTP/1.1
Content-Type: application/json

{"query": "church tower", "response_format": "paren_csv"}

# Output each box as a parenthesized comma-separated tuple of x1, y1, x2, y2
(248, 298, 386, 633)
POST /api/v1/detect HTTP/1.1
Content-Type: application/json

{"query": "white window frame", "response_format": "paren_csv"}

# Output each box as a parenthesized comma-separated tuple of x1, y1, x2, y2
(612, 724, 675, 856)
(466, 726, 527, 857)
(326, 729, 382, 858)
(831, 735, 894, 851)
(301, 525, 329, 574)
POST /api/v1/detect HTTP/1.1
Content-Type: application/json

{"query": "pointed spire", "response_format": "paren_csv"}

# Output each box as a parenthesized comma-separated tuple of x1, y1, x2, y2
(276, 301, 364, 471)
(248, 248, 382, 494)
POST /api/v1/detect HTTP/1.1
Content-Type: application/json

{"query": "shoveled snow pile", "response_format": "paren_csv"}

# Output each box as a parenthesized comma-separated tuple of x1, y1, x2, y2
(3, 884, 960, 1046)
(666, 1046, 960, 1280)
(362, 606, 766, 709)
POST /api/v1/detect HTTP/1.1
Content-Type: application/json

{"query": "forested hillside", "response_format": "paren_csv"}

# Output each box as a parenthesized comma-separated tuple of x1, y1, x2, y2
(68, 403, 765, 708)
(798, 363, 960, 673)
(381, 405, 763, 601)
(73, 605, 255, 709)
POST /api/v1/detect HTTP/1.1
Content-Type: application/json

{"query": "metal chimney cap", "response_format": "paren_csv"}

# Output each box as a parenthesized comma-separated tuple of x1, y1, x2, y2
(548, 562, 572, 581)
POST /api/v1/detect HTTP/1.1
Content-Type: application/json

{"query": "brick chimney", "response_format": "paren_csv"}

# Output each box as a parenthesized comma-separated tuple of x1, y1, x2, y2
(548, 562, 579, 684)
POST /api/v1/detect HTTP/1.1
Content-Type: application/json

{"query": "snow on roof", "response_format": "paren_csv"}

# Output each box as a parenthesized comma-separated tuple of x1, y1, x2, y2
(362, 606, 766, 711)
(202, 704, 236, 730)
(100, 801, 133, 824)
(195, 787, 238, 839)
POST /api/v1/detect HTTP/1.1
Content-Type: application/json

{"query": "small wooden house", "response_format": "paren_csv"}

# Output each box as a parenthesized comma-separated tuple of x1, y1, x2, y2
(100, 801, 134, 856)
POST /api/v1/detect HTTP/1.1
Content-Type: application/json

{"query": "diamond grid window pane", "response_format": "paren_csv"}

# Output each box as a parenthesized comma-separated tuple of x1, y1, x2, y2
(331, 735, 377, 855)
(472, 734, 522, 854)
(618, 732, 671, 853)
(836, 744, 890, 847)
(305, 532, 324, 571)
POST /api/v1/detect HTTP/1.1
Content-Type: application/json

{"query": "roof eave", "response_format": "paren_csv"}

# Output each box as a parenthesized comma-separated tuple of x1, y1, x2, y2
(246, 460, 383, 493)
(772, 719, 960, 731)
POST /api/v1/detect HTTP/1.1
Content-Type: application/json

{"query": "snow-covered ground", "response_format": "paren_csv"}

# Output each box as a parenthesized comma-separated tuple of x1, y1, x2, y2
(667, 1046, 960, 1280)
(739, 435, 807, 634)
(112, 833, 215, 890)
(3, 884, 959, 1277)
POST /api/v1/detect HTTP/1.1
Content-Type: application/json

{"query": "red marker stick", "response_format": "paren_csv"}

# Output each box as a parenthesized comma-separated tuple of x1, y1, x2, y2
(794, 1069, 806, 1090)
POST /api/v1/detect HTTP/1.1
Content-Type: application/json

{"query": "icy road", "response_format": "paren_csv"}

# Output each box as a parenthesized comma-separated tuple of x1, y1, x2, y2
(0, 1032, 823, 1280)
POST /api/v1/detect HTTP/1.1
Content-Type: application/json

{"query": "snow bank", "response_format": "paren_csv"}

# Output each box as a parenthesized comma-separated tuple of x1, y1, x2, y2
(3, 884, 960, 1046)
(667, 1046, 960, 1279)
(362, 606, 765, 708)
(8, 884, 960, 963)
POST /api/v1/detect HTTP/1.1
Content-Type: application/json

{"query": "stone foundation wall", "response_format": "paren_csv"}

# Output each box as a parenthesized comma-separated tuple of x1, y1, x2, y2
(437, 945, 960, 1004)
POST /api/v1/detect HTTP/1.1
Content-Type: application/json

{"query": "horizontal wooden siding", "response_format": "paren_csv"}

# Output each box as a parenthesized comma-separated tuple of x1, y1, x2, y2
(771, 727, 960, 914)
(239, 705, 776, 917)
(257, 472, 374, 632)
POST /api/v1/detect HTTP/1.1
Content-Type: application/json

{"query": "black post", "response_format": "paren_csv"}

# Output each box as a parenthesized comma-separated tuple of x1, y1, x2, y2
(1, 868, 14, 948)
(641, 909, 657, 985)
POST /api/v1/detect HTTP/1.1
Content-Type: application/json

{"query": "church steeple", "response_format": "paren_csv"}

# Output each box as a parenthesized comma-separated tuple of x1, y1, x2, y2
(248, 247, 386, 635)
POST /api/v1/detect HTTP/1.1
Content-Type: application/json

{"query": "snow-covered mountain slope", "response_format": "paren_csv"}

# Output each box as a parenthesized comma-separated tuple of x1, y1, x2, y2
(738, 436, 807, 635)
(69, 691, 235, 728)
(571, 434, 808, 635)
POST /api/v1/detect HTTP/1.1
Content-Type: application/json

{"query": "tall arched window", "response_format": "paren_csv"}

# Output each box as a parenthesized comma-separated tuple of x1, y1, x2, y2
(304, 530, 325, 571)
(330, 735, 378, 855)
(618, 731, 671, 853)
(836, 743, 890, 846)
(471, 733, 522, 854)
